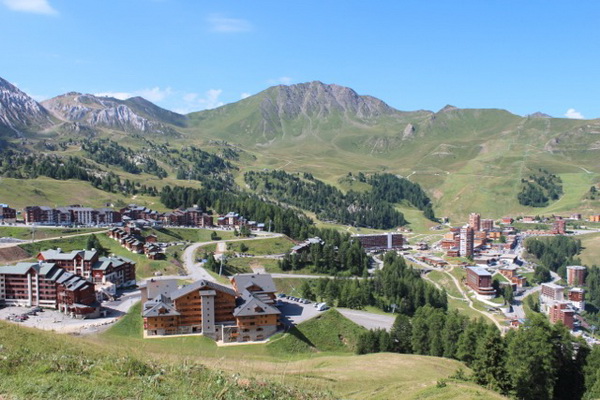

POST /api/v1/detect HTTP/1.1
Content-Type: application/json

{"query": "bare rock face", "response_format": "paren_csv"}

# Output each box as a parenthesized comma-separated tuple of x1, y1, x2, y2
(42, 93, 185, 136)
(259, 81, 396, 122)
(0, 77, 53, 135)
(403, 123, 416, 139)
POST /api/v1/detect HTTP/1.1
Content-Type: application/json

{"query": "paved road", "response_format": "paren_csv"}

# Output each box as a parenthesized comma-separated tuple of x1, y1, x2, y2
(337, 308, 395, 331)
(181, 233, 284, 282)
(509, 271, 561, 320)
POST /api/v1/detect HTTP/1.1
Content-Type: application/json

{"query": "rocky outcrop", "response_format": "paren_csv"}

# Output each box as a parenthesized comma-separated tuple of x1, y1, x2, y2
(260, 81, 396, 122)
(0, 77, 53, 135)
(42, 93, 184, 136)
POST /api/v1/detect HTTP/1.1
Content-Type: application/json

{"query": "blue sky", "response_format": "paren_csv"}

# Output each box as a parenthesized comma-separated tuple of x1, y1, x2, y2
(1, 0, 599, 118)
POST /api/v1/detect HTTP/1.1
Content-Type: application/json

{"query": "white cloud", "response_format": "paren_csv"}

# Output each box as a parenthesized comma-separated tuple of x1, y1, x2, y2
(95, 91, 133, 100)
(240, 92, 251, 99)
(2, 0, 57, 15)
(135, 87, 173, 102)
(207, 13, 252, 33)
(564, 108, 585, 119)
(175, 89, 224, 113)
(94, 87, 172, 102)
(268, 76, 293, 85)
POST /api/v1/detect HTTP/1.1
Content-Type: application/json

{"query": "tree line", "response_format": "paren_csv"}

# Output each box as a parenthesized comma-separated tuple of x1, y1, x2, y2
(358, 309, 596, 399)
(244, 169, 408, 229)
(299, 252, 447, 314)
(278, 230, 370, 276)
(159, 185, 315, 240)
(82, 138, 168, 178)
(367, 173, 437, 221)
(525, 235, 582, 282)
(518, 168, 563, 207)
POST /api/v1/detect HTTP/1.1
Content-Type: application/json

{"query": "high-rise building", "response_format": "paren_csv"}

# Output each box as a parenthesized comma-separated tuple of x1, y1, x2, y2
(566, 265, 586, 286)
(468, 213, 481, 231)
(481, 219, 494, 231)
(460, 225, 474, 258)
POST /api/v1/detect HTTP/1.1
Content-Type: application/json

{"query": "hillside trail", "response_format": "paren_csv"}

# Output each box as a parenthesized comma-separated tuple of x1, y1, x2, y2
(442, 265, 503, 330)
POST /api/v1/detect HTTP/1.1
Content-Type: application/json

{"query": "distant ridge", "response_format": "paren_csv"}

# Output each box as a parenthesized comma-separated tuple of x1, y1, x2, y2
(42, 92, 186, 136)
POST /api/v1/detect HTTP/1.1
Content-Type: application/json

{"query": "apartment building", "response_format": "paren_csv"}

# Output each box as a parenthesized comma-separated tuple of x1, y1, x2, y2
(141, 274, 280, 342)
(0, 262, 99, 318)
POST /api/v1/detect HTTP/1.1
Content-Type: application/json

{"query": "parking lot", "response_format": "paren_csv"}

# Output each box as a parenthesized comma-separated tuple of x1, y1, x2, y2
(0, 290, 140, 335)
(277, 296, 323, 326)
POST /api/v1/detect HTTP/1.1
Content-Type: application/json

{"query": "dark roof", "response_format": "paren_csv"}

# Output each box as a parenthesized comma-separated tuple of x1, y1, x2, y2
(233, 290, 280, 317)
(170, 279, 236, 300)
(231, 273, 276, 294)
(142, 295, 180, 317)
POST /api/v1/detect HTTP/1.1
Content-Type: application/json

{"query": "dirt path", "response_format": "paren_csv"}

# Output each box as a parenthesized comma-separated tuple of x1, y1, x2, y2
(441, 266, 503, 330)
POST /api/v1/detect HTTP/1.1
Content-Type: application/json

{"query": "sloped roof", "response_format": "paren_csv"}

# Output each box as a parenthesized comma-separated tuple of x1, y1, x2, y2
(233, 290, 280, 317)
(142, 300, 180, 317)
(231, 273, 276, 294)
(170, 279, 236, 300)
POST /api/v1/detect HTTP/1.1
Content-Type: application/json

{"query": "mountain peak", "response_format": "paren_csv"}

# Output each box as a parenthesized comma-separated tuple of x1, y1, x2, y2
(528, 111, 552, 118)
(262, 81, 396, 120)
(42, 91, 186, 134)
(438, 104, 459, 113)
(0, 76, 53, 135)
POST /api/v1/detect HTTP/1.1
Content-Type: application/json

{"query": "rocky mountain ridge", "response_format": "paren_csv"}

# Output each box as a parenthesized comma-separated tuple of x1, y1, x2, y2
(0, 77, 53, 136)
(42, 92, 186, 136)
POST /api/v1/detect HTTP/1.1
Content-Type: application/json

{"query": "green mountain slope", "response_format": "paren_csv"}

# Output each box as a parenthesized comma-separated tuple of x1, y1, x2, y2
(1, 76, 599, 221)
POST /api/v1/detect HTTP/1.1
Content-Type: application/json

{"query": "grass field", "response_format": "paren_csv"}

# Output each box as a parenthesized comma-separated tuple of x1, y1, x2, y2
(0, 319, 328, 400)
(148, 227, 236, 243)
(427, 270, 463, 298)
(273, 278, 308, 296)
(267, 309, 365, 355)
(579, 232, 600, 267)
(0, 226, 105, 241)
(227, 236, 295, 255)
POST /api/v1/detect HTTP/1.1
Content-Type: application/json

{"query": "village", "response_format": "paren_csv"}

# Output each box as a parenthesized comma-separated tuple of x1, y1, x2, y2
(1, 200, 600, 346)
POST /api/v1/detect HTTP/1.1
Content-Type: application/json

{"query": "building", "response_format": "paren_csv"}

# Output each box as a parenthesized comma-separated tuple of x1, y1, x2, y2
(481, 219, 494, 231)
(162, 206, 213, 227)
(549, 302, 575, 330)
(501, 217, 513, 225)
(0, 204, 16, 223)
(141, 273, 280, 342)
(24, 205, 121, 226)
(120, 204, 160, 221)
(230, 273, 277, 305)
(37, 248, 136, 288)
(0, 262, 99, 318)
(568, 288, 585, 310)
(541, 282, 565, 302)
(566, 265, 586, 286)
(291, 237, 324, 254)
(498, 266, 527, 288)
(459, 226, 474, 258)
(465, 267, 495, 298)
(468, 213, 481, 231)
(552, 218, 566, 235)
(352, 232, 403, 251)
(589, 215, 600, 223)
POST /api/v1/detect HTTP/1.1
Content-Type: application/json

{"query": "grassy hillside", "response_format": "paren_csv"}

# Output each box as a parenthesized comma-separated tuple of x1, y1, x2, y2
(0, 320, 328, 400)
(87, 303, 505, 399)
(4, 83, 600, 224)
(267, 309, 365, 354)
